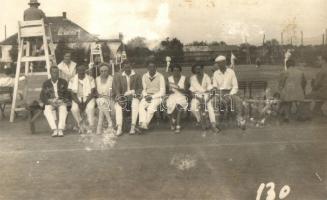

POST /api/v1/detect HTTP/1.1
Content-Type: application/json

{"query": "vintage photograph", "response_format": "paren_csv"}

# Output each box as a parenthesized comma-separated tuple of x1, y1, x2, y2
(0, 0, 326, 199)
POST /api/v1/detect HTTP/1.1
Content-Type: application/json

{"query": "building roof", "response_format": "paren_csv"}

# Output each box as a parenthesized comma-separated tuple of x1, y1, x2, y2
(0, 14, 97, 45)
(183, 45, 239, 52)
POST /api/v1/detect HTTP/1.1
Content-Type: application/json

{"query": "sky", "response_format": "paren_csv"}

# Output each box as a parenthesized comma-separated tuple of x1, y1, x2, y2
(1, 0, 327, 46)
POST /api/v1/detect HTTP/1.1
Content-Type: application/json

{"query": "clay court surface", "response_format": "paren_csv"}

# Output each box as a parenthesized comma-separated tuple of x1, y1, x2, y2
(0, 65, 326, 200)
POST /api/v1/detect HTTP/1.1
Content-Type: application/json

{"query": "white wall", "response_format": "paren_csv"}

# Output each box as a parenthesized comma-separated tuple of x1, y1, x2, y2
(0, 45, 13, 62)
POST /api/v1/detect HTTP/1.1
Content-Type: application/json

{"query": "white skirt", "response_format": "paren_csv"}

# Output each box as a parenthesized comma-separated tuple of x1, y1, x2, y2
(166, 93, 188, 114)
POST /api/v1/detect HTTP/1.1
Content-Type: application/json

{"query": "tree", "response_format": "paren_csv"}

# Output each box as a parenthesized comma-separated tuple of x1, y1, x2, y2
(155, 37, 184, 64)
(189, 41, 207, 46)
(126, 37, 153, 65)
(126, 37, 148, 50)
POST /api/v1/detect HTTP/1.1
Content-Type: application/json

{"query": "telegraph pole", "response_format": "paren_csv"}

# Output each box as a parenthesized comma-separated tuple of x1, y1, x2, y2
(4, 25, 7, 39)
(281, 32, 284, 46)
(323, 34, 325, 46)
(301, 31, 303, 46)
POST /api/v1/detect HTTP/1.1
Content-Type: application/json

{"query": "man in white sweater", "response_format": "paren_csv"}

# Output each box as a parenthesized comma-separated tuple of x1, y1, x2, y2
(139, 60, 166, 130)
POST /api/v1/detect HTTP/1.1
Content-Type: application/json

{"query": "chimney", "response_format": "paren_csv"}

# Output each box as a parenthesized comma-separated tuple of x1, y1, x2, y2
(63, 12, 67, 19)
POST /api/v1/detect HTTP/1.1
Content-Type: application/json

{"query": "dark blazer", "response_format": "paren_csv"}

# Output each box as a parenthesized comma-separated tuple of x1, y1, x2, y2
(40, 78, 70, 105)
(112, 72, 142, 100)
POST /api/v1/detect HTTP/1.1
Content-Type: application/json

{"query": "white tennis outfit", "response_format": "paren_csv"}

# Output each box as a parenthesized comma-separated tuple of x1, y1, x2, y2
(166, 75, 188, 114)
(96, 76, 114, 133)
(189, 73, 216, 123)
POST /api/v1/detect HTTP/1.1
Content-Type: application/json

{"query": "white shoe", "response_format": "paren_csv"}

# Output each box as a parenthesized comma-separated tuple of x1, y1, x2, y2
(116, 126, 123, 136)
(140, 123, 148, 130)
(57, 130, 64, 137)
(129, 125, 136, 135)
(51, 130, 58, 137)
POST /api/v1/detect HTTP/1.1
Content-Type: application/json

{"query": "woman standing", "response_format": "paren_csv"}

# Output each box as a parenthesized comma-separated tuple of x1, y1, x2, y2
(95, 63, 114, 134)
(166, 64, 189, 133)
(279, 59, 306, 121)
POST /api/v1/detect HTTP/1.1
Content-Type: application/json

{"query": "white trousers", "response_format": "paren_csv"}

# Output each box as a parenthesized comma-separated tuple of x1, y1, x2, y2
(115, 98, 139, 126)
(96, 97, 114, 133)
(44, 104, 68, 130)
(190, 98, 216, 123)
(71, 98, 95, 127)
(139, 98, 162, 125)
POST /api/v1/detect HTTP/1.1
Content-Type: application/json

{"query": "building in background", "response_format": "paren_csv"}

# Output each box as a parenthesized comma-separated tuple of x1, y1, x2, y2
(0, 12, 124, 65)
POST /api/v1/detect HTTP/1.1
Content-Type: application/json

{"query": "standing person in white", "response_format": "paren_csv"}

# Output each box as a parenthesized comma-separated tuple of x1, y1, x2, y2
(40, 66, 69, 137)
(139, 60, 166, 130)
(113, 61, 143, 135)
(212, 55, 247, 130)
(69, 65, 96, 133)
(95, 63, 114, 135)
(284, 49, 292, 71)
(58, 52, 77, 82)
(189, 63, 220, 133)
(166, 64, 189, 133)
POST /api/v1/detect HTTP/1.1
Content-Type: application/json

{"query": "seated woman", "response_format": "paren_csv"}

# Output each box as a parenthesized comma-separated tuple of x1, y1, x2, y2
(279, 59, 306, 122)
(166, 64, 188, 133)
(189, 63, 219, 133)
(95, 63, 114, 135)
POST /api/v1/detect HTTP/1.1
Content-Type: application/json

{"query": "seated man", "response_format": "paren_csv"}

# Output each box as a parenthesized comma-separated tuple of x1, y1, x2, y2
(24, 0, 45, 21)
(113, 61, 142, 135)
(23, 0, 46, 56)
(189, 63, 219, 133)
(69, 64, 96, 133)
(40, 66, 69, 137)
(212, 55, 247, 130)
(139, 60, 165, 130)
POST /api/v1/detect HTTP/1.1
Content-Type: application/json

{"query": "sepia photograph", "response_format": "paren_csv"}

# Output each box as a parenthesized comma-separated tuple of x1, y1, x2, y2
(0, 0, 326, 199)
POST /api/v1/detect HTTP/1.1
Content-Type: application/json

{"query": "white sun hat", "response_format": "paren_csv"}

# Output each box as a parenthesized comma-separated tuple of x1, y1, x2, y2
(215, 55, 226, 62)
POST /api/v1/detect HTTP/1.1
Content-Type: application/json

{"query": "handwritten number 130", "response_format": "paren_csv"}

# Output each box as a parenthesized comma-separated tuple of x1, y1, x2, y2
(256, 182, 291, 200)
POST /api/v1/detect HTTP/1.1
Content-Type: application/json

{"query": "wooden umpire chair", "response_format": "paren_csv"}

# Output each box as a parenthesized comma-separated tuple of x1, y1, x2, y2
(9, 19, 57, 134)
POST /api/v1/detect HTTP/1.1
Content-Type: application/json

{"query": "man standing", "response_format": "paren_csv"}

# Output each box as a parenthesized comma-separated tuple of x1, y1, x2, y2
(113, 61, 143, 135)
(138, 59, 165, 130)
(307, 54, 327, 116)
(58, 52, 77, 82)
(69, 65, 96, 132)
(24, 0, 46, 21)
(40, 66, 69, 137)
(212, 55, 247, 130)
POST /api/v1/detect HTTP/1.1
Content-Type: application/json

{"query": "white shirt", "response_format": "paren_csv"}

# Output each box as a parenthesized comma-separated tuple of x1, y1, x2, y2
(68, 75, 95, 99)
(189, 73, 213, 94)
(51, 80, 59, 98)
(142, 72, 166, 98)
(122, 70, 136, 92)
(168, 75, 186, 95)
(212, 68, 238, 95)
(96, 76, 113, 96)
(58, 61, 77, 82)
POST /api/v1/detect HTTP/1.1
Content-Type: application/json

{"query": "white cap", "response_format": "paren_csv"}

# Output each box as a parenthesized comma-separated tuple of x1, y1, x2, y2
(215, 55, 226, 62)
